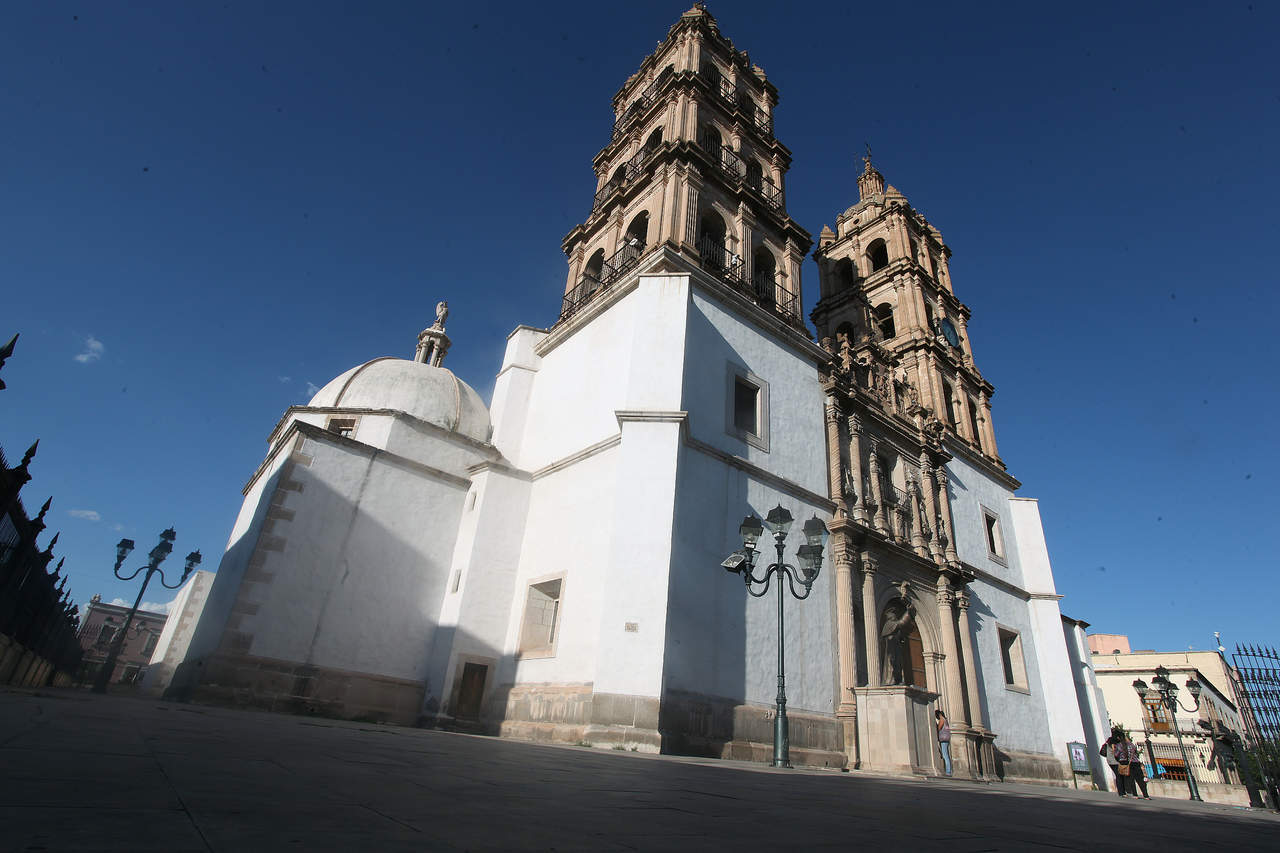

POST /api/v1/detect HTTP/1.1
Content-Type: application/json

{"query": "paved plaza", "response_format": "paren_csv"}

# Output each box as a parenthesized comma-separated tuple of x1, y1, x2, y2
(2, 687, 1276, 852)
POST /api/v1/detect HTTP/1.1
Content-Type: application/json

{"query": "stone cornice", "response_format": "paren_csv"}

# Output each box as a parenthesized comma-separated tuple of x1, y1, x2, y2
(246, 419, 473, 495)
(266, 406, 498, 458)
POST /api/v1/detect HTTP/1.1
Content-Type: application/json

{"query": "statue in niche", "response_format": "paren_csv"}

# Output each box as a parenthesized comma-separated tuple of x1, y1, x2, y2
(880, 582, 917, 686)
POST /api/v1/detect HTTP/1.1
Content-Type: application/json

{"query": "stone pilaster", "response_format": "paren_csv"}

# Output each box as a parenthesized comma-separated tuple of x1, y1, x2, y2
(867, 440, 888, 535)
(956, 589, 985, 730)
(908, 476, 928, 558)
(860, 551, 880, 687)
(834, 546, 859, 766)
(824, 398, 844, 510)
(847, 413, 868, 524)
(920, 454, 943, 563)
(935, 580, 968, 727)
(936, 470, 958, 563)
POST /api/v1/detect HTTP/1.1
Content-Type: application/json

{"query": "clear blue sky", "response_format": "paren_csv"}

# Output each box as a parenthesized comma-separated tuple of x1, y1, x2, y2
(2, 2, 1276, 653)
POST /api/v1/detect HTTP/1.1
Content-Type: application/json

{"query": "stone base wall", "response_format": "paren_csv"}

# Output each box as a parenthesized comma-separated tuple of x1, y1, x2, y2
(994, 747, 1072, 786)
(185, 652, 425, 725)
(1147, 779, 1254, 806)
(493, 683, 846, 769)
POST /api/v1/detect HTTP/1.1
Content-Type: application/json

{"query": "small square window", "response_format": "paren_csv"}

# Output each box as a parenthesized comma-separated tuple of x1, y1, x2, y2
(518, 577, 564, 658)
(982, 507, 1005, 563)
(326, 417, 357, 440)
(725, 366, 770, 451)
(998, 627, 1029, 692)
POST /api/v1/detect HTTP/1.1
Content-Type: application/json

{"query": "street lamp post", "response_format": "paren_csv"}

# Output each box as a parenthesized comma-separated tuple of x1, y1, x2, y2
(91, 529, 200, 694)
(721, 505, 828, 768)
(1133, 665, 1204, 802)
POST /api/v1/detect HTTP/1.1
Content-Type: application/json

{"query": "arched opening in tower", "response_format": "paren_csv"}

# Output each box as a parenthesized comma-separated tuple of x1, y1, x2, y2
(867, 239, 889, 272)
(874, 302, 896, 340)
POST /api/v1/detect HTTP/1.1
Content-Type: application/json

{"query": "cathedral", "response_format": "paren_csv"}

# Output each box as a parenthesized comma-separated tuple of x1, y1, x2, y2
(162, 6, 1098, 783)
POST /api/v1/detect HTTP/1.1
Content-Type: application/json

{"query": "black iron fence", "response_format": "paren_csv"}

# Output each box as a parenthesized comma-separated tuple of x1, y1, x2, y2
(560, 241, 647, 321)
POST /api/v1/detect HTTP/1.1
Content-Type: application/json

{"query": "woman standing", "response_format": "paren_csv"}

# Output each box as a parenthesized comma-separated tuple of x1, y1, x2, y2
(1123, 734, 1152, 799)
(1101, 734, 1126, 796)
(935, 710, 952, 777)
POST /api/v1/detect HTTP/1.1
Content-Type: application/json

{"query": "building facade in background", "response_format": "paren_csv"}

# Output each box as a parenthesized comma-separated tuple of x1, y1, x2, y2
(161, 5, 1101, 783)
(77, 595, 167, 685)
(1092, 640, 1256, 803)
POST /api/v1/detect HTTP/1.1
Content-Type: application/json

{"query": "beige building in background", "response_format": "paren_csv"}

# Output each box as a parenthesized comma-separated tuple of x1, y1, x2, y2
(1091, 639, 1254, 804)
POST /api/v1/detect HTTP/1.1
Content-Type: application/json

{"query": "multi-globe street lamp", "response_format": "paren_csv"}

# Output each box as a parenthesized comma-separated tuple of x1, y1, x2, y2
(91, 528, 200, 693)
(1133, 665, 1204, 801)
(721, 504, 828, 768)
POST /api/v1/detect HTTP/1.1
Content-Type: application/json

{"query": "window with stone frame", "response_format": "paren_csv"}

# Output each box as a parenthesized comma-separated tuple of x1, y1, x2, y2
(142, 631, 159, 657)
(998, 626, 1029, 691)
(518, 577, 564, 657)
(726, 366, 769, 452)
(1144, 697, 1172, 732)
(983, 507, 1005, 562)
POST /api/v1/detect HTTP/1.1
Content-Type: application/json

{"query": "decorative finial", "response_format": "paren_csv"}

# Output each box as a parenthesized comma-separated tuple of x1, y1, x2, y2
(415, 302, 453, 367)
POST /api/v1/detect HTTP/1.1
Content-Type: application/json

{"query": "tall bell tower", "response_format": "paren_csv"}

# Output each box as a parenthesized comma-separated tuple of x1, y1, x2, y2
(558, 3, 812, 329)
(811, 152, 1001, 466)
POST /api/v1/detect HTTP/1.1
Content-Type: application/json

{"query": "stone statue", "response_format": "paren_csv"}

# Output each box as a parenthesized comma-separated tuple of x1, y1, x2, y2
(880, 583, 917, 685)
(434, 300, 449, 330)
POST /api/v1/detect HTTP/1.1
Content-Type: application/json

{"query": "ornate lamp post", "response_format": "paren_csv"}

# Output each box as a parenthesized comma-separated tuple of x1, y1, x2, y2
(1133, 665, 1204, 801)
(91, 529, 200, 693)
(721, 505, 828, 768)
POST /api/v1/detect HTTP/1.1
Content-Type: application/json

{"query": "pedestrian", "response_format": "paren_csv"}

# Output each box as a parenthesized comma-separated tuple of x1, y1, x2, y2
(1111, 732, 1136, 796)
(935, 710, 952, 777)
(1124, 735, 1152, 799)
(1101, 734, 1126, 796)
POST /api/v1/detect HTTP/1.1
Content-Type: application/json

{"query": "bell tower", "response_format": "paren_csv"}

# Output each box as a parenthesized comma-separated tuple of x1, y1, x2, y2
(558, 4, 812, 329)
(811, 152, 1001, 467)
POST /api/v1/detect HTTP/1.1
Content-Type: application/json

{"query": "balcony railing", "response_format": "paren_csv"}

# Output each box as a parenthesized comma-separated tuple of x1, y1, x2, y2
(611, 66, 676, 143)
(697, 136, 783, 212)
(593, 181, 620, 211)
(560, 241, 647, 321)
(696, 235, 743, 283)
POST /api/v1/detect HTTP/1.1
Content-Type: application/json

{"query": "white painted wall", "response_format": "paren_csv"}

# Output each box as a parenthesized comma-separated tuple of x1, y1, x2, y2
(238, 433, 471, 682)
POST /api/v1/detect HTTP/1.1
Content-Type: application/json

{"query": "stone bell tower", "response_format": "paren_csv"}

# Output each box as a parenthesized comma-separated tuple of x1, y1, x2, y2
(807, 152, 1010, 778)
(557, 3, 812, 329)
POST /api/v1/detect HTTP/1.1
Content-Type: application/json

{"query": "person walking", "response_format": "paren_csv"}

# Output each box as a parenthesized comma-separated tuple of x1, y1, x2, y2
(935, 710, 952, 777)
(1124, 735, 1152, 799)
(1111, 733, 1137, 797)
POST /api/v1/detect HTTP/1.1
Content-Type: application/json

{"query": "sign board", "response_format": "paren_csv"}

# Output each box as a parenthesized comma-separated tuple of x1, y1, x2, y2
(1067, 741, 1090, 773)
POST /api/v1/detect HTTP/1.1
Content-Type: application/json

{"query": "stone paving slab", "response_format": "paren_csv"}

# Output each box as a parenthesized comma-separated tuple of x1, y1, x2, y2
(2, 687, 1277, 852)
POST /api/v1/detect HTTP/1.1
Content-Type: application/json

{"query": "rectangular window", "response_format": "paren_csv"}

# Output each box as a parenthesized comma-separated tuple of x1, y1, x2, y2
(96, 624, 116, 646)
(983, 508, 1005, 562)
(326, 417, 357, 439)
(142, 632, 159, 657)
(998, 627, 1028, 691)
(941, 380, 956, 425)
(734, 378, 758, 435)
(518, 577, 564, 657)
(725, 366, 770, 451)
(1144, 697, 1172, 732)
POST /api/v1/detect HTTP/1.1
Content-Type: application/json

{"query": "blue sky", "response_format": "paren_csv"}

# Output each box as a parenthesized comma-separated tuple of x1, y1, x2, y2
(2, 2, 1276, 653)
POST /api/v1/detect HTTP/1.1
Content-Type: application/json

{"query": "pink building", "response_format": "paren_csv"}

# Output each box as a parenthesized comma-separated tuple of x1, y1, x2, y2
(77, 595, 168, 685)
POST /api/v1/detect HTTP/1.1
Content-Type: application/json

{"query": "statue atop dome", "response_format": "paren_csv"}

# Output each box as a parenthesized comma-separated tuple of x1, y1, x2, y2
(416, 302, 452, 367)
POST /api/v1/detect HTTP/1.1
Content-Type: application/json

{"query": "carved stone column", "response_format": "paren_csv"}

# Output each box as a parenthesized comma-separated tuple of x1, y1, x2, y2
(936, 470, 959, 563)
(847, 413, 868, 524)
(867, 441, 888, 535)
(920, 454, 943, 563)
(824, 398, 844, 511)
(683, 177, 701, 247)
(936, 579, 968, 726)
(834, 546, 859, 765)
(860, 551, 880, 686)
(978, 392, 1000, 460)
(956, 589, 985, 730)
(908, 476, 928, 558)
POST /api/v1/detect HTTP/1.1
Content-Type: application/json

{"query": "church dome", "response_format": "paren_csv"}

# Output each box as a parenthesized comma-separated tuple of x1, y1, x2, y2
(308, 357, 490, 444)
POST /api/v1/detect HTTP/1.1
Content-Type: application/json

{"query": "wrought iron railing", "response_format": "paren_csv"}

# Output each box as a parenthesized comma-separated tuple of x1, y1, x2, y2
(624, 146, 657, 182)
(696, 235, 743, 283)
(559, 241, 647, 321)
(696, 136, 782, 212)
(611, 66, 676, 143)
(753, 106, 773, 137)
(593, 181, 620, 211)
